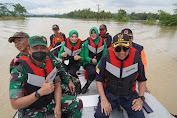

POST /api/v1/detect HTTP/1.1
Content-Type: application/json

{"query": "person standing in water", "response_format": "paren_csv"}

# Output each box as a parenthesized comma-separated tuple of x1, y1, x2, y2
(81, 27, 107, 94)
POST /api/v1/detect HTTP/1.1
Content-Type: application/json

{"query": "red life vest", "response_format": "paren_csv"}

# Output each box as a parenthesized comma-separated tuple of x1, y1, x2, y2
(63, 37, 82, 64)
(14, 56, 57, 109)
(88, 37, 104, 62)
(104, 47, 139, 96)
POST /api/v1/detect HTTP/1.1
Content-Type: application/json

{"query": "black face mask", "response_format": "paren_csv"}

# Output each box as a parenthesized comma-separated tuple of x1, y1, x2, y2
(32, 51, 47, 62)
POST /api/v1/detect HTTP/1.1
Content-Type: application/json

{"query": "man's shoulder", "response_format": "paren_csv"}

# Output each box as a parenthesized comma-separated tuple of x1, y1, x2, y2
(132, 42, 144, 52)
(106, 33, 112, 38)
(11, 62, 26, 75)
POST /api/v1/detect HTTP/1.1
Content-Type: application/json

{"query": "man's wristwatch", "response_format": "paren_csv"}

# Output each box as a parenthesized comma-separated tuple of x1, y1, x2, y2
(137, 96, 145, 101)
(35, 91, 41, 98)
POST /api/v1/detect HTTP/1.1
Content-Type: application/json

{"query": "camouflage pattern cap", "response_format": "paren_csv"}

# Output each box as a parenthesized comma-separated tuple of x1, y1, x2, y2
(8, 32, 29, 43)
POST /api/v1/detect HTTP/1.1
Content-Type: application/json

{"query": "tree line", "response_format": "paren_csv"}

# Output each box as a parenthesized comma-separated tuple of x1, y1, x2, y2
(0, 3, 27, 17)
(59, 8, 113, 19)
(59, 5, 177, 26)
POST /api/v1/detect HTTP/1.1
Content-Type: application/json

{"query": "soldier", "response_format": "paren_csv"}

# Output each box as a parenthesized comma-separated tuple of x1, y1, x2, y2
(8, 32, 30, 72)
(9, 32, 81, 96)
(9, 36, 83, 118)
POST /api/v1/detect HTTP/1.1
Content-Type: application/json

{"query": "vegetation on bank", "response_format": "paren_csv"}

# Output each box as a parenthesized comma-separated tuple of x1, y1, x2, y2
(0, 3, 27, 20)
(0, 2, 176, 26)
(59, 4, 177, 26)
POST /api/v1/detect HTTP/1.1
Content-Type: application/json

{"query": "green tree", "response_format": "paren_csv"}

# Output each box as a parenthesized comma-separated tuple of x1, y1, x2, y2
(158, 10, 177, 26)
(12, 3, 27, 16)
(115, 9, 129, 22)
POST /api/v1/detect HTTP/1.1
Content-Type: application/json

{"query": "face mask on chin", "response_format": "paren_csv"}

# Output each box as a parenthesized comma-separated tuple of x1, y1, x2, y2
(32, 51, 47, 62)
(100, 31, 106, 36)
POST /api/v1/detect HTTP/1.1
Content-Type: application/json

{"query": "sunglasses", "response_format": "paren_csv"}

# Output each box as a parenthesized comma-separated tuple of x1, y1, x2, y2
(115, 46, 130, 52)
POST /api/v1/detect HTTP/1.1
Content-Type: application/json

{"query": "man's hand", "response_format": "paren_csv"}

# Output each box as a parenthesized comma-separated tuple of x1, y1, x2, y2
(54, 105, 61, 118)
(101, 99, 112, 116)
(61, 52, 68, 57)
(68, 79, 75, 95)
(38, 78, 55, 96)
(74, 53, 81, 61)
(92, 56, 97, 64)
(132, 98, 143, 111)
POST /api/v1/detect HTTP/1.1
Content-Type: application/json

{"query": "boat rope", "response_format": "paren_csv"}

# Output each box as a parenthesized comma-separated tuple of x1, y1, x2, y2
(13, 111, 18, 118)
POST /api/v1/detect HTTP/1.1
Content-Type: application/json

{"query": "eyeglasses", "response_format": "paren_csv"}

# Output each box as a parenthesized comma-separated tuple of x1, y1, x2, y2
(115, 46, 130, 52)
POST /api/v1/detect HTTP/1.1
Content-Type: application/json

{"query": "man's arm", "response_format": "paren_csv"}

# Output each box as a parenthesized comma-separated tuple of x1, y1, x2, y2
(54, 82, 62, 107)
(140, 50, 147, 74)
(138, 81, 146, 96)
(49, 35, 54, 50)
(10, 77, 54, 110)
(96, 56, 112, 116)
(132, 54, 147, 111)
(10, 93, 38, 110)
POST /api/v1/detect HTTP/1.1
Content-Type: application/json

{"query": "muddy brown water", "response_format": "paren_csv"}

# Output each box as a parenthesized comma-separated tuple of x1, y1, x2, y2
(0, 17, 177, 117)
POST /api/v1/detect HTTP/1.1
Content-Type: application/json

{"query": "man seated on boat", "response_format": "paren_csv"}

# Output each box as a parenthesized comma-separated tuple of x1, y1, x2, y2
(81, 27, 107, 94)
(9, 32, 81, 97)
(8, 32, 30, 72)
(48, 24, 66, 57)
(58, 30, 84, 95)
(99, 24, 112, 48)
(94, 33, 147, 118)
(9, 36, 83, 118)
(121, 28, 150, 93)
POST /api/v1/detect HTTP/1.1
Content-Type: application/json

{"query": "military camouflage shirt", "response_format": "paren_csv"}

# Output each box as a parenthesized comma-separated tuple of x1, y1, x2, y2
(9, 52, 26, 72)
(9, 55, 61, 99)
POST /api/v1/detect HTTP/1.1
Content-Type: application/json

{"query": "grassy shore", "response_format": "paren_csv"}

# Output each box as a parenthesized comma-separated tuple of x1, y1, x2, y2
(0, 16, 25, 21)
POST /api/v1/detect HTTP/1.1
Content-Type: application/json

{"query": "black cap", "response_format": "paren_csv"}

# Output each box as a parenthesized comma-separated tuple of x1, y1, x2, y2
(112, 33, 130, 48)
(121, 28, 133, 37)
(52, 24, 59, 30)
(99, 24, 107, 30)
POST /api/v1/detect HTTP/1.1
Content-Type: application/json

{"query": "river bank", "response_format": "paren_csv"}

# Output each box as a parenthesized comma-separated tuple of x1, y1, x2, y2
(0, 16, 25, 21)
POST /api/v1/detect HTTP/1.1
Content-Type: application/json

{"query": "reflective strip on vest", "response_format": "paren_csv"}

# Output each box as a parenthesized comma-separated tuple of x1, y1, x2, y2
(72, 49, 81, 56)
(88, 45, 96, 54)
(122, 63, 138, 78)
(64, 46, 81, 56)
(97, 45, 104, 53)
(106, 62, 120, 78)
(88, 45, 104, 54)
(27, 67, 57, 87)
(64, 46, 72, 56)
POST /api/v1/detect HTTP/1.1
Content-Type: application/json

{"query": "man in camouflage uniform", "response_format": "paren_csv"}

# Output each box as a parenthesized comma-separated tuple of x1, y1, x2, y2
(9, 32, 30, 72)
(9, 32, 81, 96)
(9, 36, 83, 118)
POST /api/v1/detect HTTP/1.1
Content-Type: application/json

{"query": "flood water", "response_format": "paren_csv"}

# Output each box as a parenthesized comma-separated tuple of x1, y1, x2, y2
(0, 17, 177, 117)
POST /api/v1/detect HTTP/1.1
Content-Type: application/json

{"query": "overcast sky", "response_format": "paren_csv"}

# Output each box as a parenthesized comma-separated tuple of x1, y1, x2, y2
(1, 0, 176, 14)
